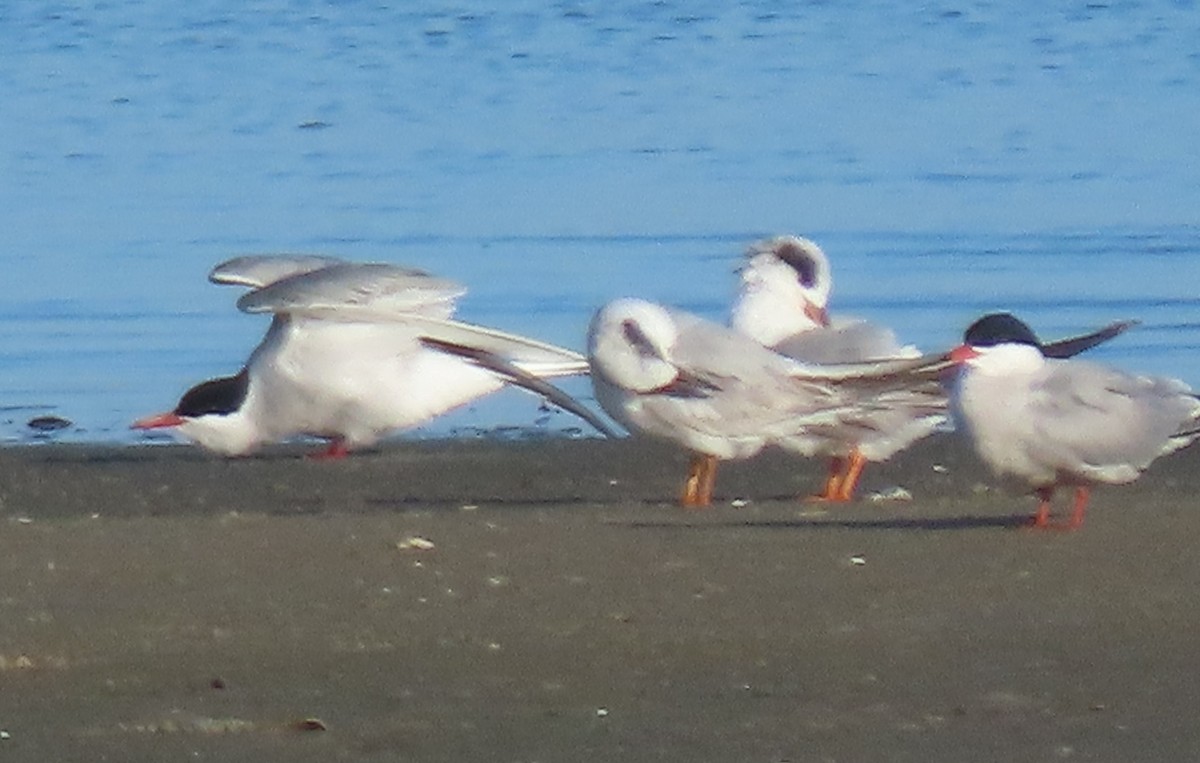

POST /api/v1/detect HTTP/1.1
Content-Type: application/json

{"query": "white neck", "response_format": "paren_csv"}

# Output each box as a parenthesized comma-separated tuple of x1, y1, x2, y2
(963, 343, 1046, 377)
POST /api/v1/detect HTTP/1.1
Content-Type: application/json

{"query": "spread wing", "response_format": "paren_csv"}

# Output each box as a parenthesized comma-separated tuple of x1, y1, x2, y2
(234, 262, 467, 320)
(418, 336, 616, 437)
(209, 254, 350, 288)
(402, 315, 589, 378)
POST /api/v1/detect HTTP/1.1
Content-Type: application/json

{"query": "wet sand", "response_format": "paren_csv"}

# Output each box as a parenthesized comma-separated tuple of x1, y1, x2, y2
(2, 435, 1199, 762)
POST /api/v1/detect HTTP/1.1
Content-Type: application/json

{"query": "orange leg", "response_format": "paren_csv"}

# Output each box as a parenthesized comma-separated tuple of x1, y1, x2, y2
(682, 453, 719, 509)
(308, 439, 350, 461)
(1029, 487, 1054, 529)
(1026, 485, 1090, 531)
(834, 449, 868, 502)
(806, 457, 846, 502)
(698, 454, 719, 506)
(1066, 486, 1090, 529)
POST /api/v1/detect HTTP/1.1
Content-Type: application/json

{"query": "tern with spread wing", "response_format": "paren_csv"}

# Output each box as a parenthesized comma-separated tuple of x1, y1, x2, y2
(133, 255, 611, 456)
(731, 235, 1138, 502)
(949, 313, 1200, 530)
(588, 297, 951, 507)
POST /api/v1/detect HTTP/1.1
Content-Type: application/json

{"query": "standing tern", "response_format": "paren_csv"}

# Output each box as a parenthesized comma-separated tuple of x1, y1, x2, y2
(133, 255, 612, 456)
(948, 313, 1200, 530)
(587, 297, 951, 508)
(731, 235, 1139, 502)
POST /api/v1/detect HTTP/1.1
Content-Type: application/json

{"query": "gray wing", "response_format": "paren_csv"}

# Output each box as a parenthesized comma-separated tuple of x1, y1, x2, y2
(627, 377, 855, 455)
(417, 337, 616, 437)
(786, 351, 954, 384)
(652, 309, 943, 440)
(209, 254, 349, 288)
(773, 319, 917, 364)
(1028, 360, 1200, 478)
(664, 310, 838, 409)
(400, 315, 589, 378)
(801, 382, 948, 459)
(667, 307, 948, 399)
(633, 311, 948, 459)
(602, 310, 841, 446)
(667, 308, 802, 388)
(778, 353, 951, 458)
(235, 262, 467, 320)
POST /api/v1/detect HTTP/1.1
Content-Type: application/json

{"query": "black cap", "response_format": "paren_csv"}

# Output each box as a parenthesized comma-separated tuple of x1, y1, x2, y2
(175, 369, 250, 418)
(963, 313, 1042, 349)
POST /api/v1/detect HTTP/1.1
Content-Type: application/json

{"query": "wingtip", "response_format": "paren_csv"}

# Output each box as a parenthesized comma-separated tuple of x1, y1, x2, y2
(419, 336, 619, 438)
(207, 254, 349, 289)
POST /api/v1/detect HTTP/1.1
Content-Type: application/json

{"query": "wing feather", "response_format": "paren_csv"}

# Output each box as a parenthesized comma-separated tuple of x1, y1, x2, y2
(1028, 361, 1199, 478)
(235, 262, 466, 320)
(209, 254, 348, 288)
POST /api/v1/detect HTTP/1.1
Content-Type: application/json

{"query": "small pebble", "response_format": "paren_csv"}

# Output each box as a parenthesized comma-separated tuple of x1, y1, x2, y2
(27, 415, 71, 432)
(867, 486, 912, 502)
(397, 536, 435, 551)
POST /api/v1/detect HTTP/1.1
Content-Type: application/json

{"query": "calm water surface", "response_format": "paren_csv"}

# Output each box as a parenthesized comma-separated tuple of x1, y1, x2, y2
(2, 3, 1199, 444)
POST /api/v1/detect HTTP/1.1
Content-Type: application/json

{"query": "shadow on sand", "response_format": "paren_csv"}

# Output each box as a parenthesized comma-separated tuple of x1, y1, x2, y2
(616, 513, 1033, 532)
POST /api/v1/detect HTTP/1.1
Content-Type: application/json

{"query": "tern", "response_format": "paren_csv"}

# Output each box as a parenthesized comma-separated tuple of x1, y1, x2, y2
(133, 255, 614, 456)
(731, 235, 1138, 502)
(949, 312, 1200, 530)
(587, 297, 952, 507)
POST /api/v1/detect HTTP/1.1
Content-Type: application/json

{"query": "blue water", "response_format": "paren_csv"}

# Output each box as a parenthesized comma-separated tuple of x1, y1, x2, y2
(3, 3, 1199, 444)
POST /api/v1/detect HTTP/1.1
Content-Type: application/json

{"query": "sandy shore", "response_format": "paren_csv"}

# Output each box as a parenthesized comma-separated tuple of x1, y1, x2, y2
(1, 435, 1198, 762)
